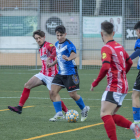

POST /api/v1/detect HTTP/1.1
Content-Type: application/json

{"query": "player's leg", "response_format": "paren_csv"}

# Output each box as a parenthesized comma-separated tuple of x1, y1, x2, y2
(49, 74, 65, 121)
(101, 91, 140, 140)
(49, 84, 64, 121)
(132, 71, 140, 123)
(65, 74, 90, 122)
(45, 76, 68, 114)
(132, 90, 140, 123)
(69, 90, 90, 122)
(101, 91, 127, 140)
(101, 100, 118, 140)
(112, 94, 132, 129)
(8, 73, 43, 114)
(49, 91, 68, 113)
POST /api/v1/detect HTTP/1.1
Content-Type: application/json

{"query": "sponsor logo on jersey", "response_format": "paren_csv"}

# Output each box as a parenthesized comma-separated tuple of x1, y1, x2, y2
(49, 44, 54, 47)
(40, 54, 47, 60)
(102, 52, 107, 59)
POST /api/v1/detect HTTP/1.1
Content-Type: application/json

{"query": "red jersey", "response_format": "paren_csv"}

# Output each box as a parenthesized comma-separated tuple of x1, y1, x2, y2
(101, 40, 130, 93)
(39, 41, 58, 77)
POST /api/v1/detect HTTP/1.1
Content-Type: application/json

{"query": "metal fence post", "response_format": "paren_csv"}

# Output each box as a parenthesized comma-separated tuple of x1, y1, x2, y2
(122, 0, 125, 48)
(35, 49, 37, 69)
(79, 0, 83, 69)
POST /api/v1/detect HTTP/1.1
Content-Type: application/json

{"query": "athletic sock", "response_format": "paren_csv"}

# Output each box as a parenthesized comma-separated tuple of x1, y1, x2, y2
(75, 96, 85, 110)
(102, 115, 117, 140)
(53, 101, 62, 113)
(61, 100, 68, 113)
(19, 88, 30, 107)
(112, 114, 132, 128)
(132, 107, 140, 123)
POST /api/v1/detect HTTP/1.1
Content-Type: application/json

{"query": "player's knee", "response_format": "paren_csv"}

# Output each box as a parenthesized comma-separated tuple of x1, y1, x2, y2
(24, 83, 28, 88)
(49, 96, 53, 102)
(69, 92, 77, 99)
(100, 110, 112, 118)
(50, 90, 57, 97)
(24, 83, 31, 89)
(131, 92, 139, 100)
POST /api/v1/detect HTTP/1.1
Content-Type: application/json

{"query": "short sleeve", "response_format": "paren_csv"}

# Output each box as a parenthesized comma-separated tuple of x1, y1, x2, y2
(134, 39, 140, 50)
(101, 46, 112, 63)
(67, 44, 76, 54)
(46, 43, 55, 52)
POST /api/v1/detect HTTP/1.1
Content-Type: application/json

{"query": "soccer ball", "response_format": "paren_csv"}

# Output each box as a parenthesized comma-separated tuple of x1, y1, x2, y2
(66, 109, 79, 123)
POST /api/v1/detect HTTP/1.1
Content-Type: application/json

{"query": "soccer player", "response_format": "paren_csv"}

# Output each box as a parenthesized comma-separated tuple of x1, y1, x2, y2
(48, 25, 90, 122)
(8, 30, 68, 115)
(130, 21, 140, 124)
(90, 21, 140, 140)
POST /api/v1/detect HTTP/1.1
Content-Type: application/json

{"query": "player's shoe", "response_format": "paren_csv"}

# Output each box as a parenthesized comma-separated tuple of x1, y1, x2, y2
(81, 106, 90, 122)
(130, 122, 140, 140)
(49, 111, 65, 122)
(8, 106, 22, 114)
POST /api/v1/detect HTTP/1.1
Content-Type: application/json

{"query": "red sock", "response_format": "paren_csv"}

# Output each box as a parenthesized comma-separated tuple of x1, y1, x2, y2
(19, 88, 30, 107)
(61, 100, 68, 113)
(112, 114, 132, 129)
(102, 115, 117, 140)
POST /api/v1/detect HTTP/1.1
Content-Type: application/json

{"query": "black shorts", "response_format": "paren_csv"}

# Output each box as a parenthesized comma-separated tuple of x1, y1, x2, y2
(133, 70, 140, 91)
(52, 74, 80, 92)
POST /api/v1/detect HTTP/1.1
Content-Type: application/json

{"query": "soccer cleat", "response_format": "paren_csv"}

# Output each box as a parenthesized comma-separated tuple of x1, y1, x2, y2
(8, 106, 22, 114)
(81, 106, 90, 122)
(49, 111, 65, 122)
(130, 123, 140, 140)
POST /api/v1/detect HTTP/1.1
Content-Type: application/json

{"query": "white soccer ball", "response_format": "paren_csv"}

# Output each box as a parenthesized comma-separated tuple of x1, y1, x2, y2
(66, 109, 79, 123)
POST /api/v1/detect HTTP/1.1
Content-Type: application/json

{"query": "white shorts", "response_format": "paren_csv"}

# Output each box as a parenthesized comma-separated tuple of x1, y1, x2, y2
(101, 91, 127, 107)
(34, 73, 54, 90)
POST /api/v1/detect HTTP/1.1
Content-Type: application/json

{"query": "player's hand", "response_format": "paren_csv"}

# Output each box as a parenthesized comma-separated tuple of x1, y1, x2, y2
(90, 79, 96, 91)
(46, 59, 50, 66)
(47, 63, 53, 68)
(90, 84, 94, 91)
(62, 55, 69, 61)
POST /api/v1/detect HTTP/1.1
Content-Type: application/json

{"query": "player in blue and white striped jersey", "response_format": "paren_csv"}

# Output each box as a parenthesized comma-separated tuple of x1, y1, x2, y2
(48, 25, 90, 122)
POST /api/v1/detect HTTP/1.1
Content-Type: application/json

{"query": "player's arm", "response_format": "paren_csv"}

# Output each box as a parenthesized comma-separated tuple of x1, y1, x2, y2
(47, 58, 57, 68)
(63, 43, 77, 61)
(46, 44, 56, 65)
(91, 47, 111, 90)
(47, 44, 56, 60)
(62, 51, 76, 61)
(130, 48, 140, 60)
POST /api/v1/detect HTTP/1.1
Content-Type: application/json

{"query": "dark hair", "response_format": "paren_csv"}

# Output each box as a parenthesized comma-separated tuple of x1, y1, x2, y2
(134, 21, 140, 29)
(101, 21, 114, 34)
(33, 30, 45, 38)
(55, 25, 66, 34)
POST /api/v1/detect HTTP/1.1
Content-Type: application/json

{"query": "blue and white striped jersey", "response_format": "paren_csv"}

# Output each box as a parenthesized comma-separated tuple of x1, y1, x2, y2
(55, 39, 77, 75)
(134, 38, 140, 69)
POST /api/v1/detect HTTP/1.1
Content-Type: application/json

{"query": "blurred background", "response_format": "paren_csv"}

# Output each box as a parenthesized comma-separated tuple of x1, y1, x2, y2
(0, 0, 139, 69)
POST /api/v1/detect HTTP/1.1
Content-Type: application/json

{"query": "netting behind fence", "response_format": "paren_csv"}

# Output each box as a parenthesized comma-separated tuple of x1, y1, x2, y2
(0, 0, 139, 69)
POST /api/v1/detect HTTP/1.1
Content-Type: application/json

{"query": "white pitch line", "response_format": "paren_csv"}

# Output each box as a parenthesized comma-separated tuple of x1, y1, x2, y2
(0, 97, 132, 100)
(0, 72, 136, 76)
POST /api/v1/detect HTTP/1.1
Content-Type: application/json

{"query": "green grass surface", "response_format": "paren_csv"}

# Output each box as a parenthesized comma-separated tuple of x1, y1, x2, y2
(0, 69, 138, 140)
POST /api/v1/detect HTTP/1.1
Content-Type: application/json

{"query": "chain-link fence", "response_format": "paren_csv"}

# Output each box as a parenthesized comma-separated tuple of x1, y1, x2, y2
(0, 0, 139, 69)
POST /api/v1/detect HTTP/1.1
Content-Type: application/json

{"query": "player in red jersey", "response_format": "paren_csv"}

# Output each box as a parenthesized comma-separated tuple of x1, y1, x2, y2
(90, 21, 140, 140)
(8, 30, 68, 115)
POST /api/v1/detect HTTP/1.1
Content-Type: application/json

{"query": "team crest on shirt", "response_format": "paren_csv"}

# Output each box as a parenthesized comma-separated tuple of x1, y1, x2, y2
(72, 75, 79, 85)
(49, 44, 54, 47)
(102, 52, 107, 59)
